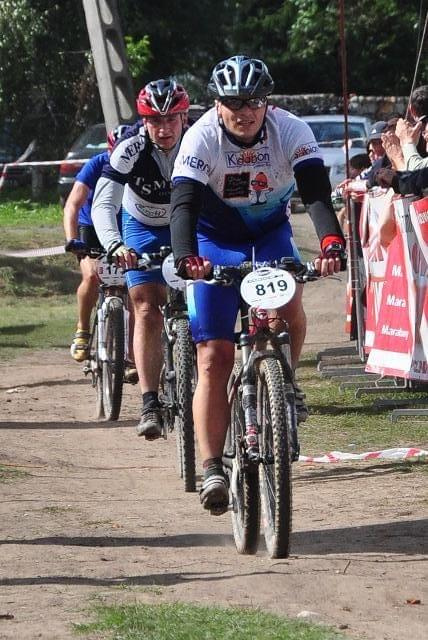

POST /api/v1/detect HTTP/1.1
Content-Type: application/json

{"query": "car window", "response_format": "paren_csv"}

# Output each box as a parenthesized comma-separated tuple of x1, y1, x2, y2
(306, 122, 367, 148)
(70, 125, 107, 152)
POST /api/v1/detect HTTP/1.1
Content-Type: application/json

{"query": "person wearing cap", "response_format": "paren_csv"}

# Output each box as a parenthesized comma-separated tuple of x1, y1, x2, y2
(91, 78, 190, 439)
(170, 55, 346, 515)
(364, 120, 392, 188)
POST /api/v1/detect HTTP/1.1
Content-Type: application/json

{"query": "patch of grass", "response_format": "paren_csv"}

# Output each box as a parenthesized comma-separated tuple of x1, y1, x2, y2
(0, 294, 76, 360)
(0, 255, 79, 296)
(298, 353, 428, 455)
(0, 187, 60, 227)
(84, 519, 115, 527)
(41, 505, 75, 515)
(388, 459, 428, 474)
(74, 602, 344, 639)
(0, 464, 29, 483)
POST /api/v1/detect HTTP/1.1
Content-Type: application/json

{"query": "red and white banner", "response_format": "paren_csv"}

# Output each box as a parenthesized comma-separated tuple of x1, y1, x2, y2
(359, 190, 394, 351)
(366, 196, 428, 380)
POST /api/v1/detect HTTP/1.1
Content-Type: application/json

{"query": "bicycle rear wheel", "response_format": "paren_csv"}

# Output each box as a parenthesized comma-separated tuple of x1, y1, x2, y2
(258, 356, 292, 558)
(173, 318, 196, 492)
(102, 298, 125, 421)
(226, 364, 260, 555)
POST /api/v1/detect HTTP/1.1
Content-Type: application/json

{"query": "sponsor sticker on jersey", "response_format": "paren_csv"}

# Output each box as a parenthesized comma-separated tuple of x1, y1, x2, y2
(181, 154, 210, 175)
(292, 142, 320, 161)
(223, 173, 250, 199)
(225, 147, 271, 169)
(119, 139, 142, 161)
(135, 203, 168, 219)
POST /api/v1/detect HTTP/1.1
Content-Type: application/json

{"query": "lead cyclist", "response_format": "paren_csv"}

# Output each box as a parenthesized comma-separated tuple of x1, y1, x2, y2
(170, 55, 346, 515)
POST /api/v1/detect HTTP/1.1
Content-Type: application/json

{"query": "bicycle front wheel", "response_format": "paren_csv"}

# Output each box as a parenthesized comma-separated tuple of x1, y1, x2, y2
(173, 318, 196, 492)
(258, 356, 292, 559)
(227, 364, 260, 555)
(102, 298, 125, 421)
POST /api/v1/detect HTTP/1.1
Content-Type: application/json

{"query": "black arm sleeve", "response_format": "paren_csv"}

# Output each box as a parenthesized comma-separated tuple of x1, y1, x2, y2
(394, 168, 428, 197)
(170, 179, 205, 264)
(294, 162, 345, 243)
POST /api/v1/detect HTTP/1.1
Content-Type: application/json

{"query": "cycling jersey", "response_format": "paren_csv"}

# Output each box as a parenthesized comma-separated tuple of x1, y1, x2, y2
(170, 104, 344, 343)
(92, 122, 181, 254)
(171, 105, 325, 243)
(76, 151, 109, 226)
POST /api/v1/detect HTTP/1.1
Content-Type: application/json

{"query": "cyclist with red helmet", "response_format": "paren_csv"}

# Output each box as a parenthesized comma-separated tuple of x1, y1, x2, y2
(64, 125, 131, 364)
(170, 56, 346, 514)
(92, 78, 190, 439)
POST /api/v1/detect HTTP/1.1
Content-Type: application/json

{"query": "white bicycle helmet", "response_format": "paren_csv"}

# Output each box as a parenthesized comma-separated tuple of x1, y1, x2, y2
(208, 55, 274, 98)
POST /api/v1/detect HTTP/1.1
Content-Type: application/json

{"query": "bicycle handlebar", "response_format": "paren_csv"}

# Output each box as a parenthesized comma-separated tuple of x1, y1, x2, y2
(204, 258, 321, 286)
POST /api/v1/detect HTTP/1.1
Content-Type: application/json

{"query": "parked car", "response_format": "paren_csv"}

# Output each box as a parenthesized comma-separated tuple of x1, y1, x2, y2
(58, 123, 107, 206)
(0, 127, 32, 188)
(301, 115, 372, 188)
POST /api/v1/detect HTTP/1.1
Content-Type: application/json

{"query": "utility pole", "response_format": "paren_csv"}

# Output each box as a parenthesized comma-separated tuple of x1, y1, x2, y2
(82, 0, 137, 132)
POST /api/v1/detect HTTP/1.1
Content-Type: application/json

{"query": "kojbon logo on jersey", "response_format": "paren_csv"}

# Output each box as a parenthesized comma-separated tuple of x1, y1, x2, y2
(225, 148, 270, 169)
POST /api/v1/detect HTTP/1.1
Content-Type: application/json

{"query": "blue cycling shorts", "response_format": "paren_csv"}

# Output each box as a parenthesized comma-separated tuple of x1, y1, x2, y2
(121, 210, 170, 288)
(187, 220, 300, 344)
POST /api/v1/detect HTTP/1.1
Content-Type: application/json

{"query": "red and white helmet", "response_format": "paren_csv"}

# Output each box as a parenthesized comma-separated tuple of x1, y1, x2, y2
(107, 124, 129, 152)
(136, 78, 189, 116)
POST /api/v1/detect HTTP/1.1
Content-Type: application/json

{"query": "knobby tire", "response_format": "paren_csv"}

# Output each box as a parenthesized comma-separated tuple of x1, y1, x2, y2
(174, 318, 196, 492)
(226, 364, 260, 555)
(102, 298, 125, 421)
(258, 357, 292, 558)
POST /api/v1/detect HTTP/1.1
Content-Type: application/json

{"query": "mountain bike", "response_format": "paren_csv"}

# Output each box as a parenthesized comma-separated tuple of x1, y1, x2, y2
(83, 249, 133, 421)
(131, 248, 197, 492)
(212, 258, 319, 559)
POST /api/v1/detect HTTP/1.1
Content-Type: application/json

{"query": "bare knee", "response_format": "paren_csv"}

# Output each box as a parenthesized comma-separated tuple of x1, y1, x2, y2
(197, 341, 234, 382)
(134, 301, 162, 327)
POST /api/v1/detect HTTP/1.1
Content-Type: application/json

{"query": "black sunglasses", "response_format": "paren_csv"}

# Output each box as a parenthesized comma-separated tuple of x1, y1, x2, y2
(220, 97, 267, 111)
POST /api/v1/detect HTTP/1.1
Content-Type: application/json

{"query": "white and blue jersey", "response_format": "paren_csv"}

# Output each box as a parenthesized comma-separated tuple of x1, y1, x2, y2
(91, 121, 182, 287)
(171, 105, 330, 343)
(172, 105, 324, 242)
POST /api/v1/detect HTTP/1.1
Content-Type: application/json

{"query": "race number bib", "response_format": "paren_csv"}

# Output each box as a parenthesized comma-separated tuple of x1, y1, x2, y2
(162, 253, 187, 291)
(97, 255, 125, 286)
(240, 267, 296, 309)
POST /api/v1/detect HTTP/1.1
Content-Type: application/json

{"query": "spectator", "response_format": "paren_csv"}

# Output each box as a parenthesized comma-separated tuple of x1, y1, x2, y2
(395, 85, 428, 171)
(377, 166, 428, 197)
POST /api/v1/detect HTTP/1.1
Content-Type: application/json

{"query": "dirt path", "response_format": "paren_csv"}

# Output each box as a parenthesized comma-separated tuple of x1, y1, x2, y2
(0, 215, 427, 640)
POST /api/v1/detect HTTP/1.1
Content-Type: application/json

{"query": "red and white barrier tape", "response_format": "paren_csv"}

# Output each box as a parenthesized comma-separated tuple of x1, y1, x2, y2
(0, 158, 89, 190)
(299, 447, 427, 463)
(0, 245, 65, 258)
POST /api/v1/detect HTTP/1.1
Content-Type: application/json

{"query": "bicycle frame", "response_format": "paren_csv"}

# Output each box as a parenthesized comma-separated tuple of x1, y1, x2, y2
(96, 285, 129, 365)
(227, 292, 300, 466)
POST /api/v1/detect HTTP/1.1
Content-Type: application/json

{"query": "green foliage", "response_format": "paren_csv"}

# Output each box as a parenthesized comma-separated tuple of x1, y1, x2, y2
(0, 1, 426, 160)
(125, 35, 152, 81)
(74, 602, 345, 639)
(0, 0, 100, 158)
